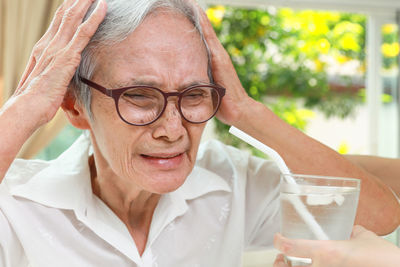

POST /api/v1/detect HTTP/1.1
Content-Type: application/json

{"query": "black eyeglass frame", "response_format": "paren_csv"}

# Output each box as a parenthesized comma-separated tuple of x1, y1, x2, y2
(79, 77, 226, 126)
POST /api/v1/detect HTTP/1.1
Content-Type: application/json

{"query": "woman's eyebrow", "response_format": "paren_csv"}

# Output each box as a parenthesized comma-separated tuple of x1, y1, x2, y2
(177, 80, 212, 90)
(112, 79, 159, 88)
(113, 79, 211, 90)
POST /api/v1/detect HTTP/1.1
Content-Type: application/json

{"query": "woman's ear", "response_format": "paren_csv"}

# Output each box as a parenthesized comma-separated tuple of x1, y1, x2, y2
(61, 90, 91, 130)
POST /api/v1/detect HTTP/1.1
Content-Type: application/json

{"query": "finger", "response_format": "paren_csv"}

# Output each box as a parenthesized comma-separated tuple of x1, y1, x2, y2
(40, 0, 76, 45)
(16, 0, 77, 89)
(351, 225, 367, 238)
(274, 233, 321, 259)
(273, 254, 289, 267)
(17, 0, 105, 98)
(67, 0, 106, 53)
(196, 3, 226, 53)
(189, 0, 226, 54)
(26, 0, 105, 83)
(52, 0, 97, 46)
(193, 2, 239, 83)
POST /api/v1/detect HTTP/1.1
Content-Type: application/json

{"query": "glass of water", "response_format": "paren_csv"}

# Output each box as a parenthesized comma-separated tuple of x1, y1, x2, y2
(280, 174, 361, 266)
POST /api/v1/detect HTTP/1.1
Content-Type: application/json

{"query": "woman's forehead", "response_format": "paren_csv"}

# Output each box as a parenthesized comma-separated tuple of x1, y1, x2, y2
(93, 12, 209, 87)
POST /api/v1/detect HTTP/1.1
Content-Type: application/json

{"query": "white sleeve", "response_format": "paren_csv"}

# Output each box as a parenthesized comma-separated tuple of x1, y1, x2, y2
(0, 186, 27, 267)
(243, 154, 281, 249)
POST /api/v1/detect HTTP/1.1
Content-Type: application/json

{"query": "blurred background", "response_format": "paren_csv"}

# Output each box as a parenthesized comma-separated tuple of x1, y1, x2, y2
(1, 0, 400, 264)
(1, 0, 398, 160)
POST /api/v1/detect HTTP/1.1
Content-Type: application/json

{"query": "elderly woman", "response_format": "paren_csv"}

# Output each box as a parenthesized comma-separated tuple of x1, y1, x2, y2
(0, 0, 399, 266)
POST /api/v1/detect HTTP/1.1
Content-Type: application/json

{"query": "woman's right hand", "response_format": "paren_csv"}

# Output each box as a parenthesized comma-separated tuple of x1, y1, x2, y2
(10, 0, 106, 127)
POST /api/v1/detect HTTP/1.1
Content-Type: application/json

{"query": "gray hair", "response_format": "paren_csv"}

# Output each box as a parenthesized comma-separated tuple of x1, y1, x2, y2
(71, 0, 212, 116)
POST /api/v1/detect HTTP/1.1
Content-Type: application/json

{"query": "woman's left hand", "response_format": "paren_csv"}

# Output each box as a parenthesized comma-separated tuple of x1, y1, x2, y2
(195, 3, 254, 126)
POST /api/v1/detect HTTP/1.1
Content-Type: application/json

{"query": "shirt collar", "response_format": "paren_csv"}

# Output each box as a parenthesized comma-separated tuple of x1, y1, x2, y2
(174, 165, 232, 200)
(145, 164, 232, 249)
(8, 133, 93, 214)
(5, 133, 232, 263)
(7, 133, 231, 211)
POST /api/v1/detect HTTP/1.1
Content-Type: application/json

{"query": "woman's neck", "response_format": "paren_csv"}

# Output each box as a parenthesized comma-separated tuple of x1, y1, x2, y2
(89, 155, 161, 255)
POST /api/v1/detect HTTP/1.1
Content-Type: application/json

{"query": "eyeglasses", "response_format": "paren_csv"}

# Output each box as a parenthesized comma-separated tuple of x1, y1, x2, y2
(79, 77, 226, 126)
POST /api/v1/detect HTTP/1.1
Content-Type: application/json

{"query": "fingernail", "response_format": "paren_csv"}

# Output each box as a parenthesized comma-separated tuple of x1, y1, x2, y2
(275, 236, 292, 253)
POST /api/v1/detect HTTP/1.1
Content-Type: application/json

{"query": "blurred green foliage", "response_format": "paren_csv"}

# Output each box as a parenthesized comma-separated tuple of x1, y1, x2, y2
(207, 6, 399, 148)
(382, 24, 400, 68)
(36, 125, 82, 160)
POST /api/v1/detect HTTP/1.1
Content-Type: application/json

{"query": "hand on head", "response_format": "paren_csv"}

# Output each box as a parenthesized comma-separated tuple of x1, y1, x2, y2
(190, 1, 254, 127)
(13, 0, 107, 127)
(273, 225, 400, 267)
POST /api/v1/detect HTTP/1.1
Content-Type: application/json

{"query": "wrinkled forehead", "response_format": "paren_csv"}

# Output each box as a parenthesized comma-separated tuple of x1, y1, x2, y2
(131, 9, 204, 53)
(93, 9, 210, 86)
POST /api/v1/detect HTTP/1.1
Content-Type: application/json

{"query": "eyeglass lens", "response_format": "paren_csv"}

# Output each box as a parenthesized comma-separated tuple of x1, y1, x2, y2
(118, 86, 220, 125)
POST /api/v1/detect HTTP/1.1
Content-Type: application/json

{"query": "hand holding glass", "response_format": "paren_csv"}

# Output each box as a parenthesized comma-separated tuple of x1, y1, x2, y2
(280, 174, 360, 266)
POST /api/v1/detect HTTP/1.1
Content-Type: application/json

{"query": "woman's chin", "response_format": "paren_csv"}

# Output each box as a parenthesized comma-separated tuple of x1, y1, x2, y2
(142, 171, 189, 194)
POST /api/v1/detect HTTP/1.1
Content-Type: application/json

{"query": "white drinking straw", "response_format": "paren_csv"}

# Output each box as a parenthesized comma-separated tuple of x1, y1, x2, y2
(229, 126, 329, 240)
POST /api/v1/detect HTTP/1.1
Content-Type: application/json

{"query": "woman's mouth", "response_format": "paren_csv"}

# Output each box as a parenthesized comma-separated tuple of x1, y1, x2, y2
(140, 152, 185, 169)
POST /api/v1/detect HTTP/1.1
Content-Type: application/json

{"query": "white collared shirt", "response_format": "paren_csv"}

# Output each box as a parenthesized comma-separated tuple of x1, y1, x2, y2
(0, 134, 281, 267)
